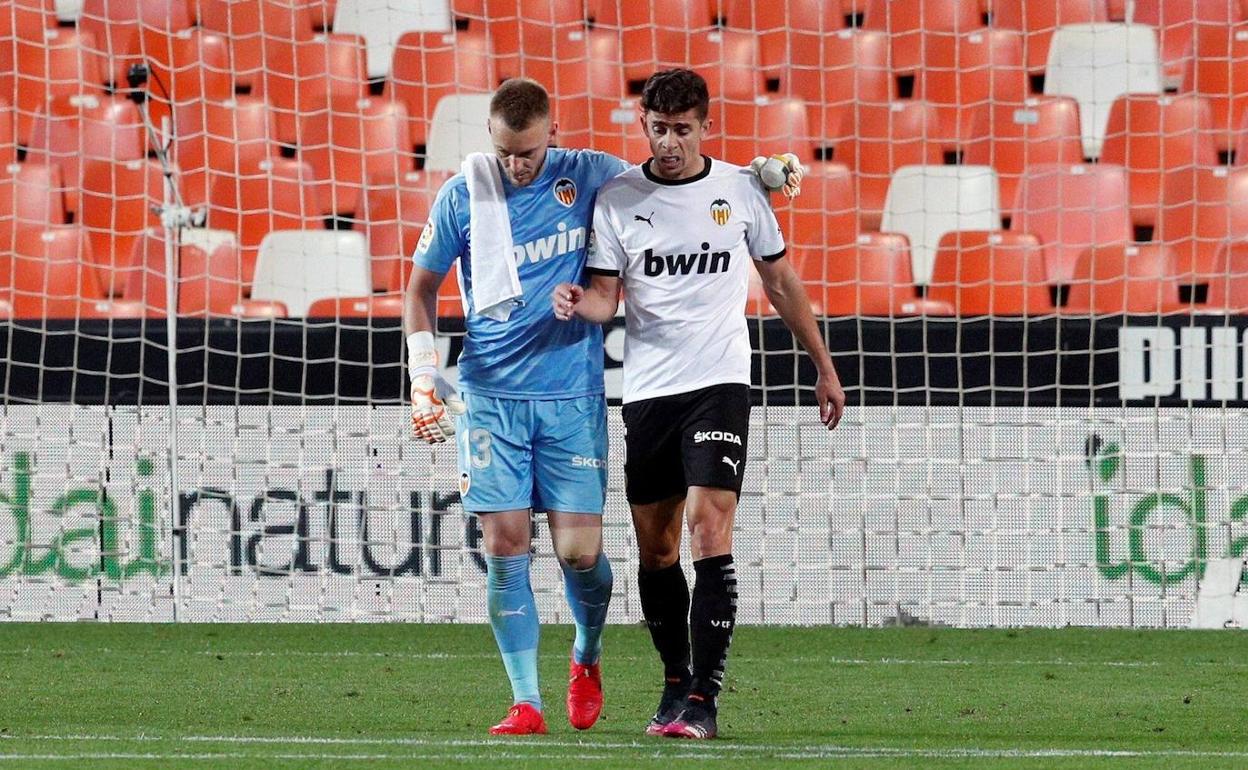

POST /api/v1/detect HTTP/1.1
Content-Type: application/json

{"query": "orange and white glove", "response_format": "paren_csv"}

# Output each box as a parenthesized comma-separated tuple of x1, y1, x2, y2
(750, 152, 804, 199)
(407, 331, 465, 444)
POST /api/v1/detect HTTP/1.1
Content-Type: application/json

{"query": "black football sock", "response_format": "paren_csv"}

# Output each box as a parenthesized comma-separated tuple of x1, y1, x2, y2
(689, 554, 737, 703)
(637, 560, 692, 684)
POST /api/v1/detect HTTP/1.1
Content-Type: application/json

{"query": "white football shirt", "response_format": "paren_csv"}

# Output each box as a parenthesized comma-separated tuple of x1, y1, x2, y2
(589, 156, 786, 403)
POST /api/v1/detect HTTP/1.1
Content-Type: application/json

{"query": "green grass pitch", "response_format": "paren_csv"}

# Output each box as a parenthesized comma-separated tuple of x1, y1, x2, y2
(0, 623, 1244, 768)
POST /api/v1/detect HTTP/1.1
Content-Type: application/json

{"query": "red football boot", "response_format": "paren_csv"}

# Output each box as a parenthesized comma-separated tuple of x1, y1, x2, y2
(566, 659, 603, 730)
(489, 702, 548, 735)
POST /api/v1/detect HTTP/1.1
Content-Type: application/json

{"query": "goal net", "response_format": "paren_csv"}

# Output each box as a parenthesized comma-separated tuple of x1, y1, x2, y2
(1, 0, 1246, 628)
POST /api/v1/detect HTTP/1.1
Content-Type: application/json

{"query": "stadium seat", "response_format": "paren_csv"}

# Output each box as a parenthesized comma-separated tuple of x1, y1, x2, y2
(77, 0, 194, 86)
(589, 0, 717, 30)
(1064, 243, 1185, 313)
(8, 225, 105, 318)
(385, 29, 496, 150)
(425, 94, 494, 173)
(809, 233, 954, 317)
(207, 157, 323, 286)
(331, 0, 453, 78)
(0, 0, 54, 109)
(128, 27, 233, 135)
(550, 30, 630, 155)
(250, 230, 372, 316)
(299, 96, 411, 216)
(123, 230, 278, 316)
(78, 158, 163, 296)
(306, 293, 404, 317)
(918, 29, 1027, 149)
(197, 0, 316, 94)
(1156, 165, 1248, 286)
(722, 0, 844, 89)
(25, 95, 147, 214)
(963, 96, 1085, 217)
(770, 29, 892, 150)
(13, 28, 107, 144)
(362, 169, 442, 291)
(774, 161, 856, 250)
(1184, 22, 1248, 152)
(881, 165, 1002, 286)
(1010, 163, 1133, 284)
(174, 97, 277, 206)
(1137, 0, 1245, 90)
(1206, 242, 1248, 312)
(721, 98, 814, 166)
(927, 230, 1052, 315)
(1043, 23, 1163, 159)
(480, 0, 588, 85)
(0, 163, 67, 247)
(1099, 94, 1217, 229)
(833, 102, 942, 231)
(862, 0, 985, 74)
(992, 0, 1109, 74)
(260, 32, 368, 145)
(0, 100, 13, 166)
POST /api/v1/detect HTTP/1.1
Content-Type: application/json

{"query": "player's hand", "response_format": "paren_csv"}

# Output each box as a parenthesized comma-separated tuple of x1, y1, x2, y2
(552, 282, 584, 321)
(776, 152, 803, 199)
(816, 370, 846, 430)
(410, 371, 466, 443)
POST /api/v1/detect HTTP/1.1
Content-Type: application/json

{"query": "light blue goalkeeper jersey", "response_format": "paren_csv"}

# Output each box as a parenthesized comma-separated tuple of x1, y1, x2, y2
(413, 148, 629, 400)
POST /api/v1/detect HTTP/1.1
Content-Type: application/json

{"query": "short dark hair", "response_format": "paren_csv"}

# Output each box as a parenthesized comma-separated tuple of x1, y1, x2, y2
(640, 69, 709, 121)
(490, 78, 550, 131)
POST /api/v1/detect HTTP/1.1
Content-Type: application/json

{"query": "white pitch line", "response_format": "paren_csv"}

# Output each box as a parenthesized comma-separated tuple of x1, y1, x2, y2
(5, 734, 1248, 761)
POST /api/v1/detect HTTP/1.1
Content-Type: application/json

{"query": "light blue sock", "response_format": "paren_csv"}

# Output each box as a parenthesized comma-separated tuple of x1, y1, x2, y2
(560, 553, 613, 665)
(486, 554, 541, 709)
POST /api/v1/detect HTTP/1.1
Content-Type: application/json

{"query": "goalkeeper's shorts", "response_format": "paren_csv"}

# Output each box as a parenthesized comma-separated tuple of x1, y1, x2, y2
(455, 392, 608, 514)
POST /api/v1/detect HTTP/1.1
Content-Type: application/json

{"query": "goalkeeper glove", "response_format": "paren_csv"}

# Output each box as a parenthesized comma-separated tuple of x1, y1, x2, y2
(407, 331, 466, 444)
(750, 152, 804, 199)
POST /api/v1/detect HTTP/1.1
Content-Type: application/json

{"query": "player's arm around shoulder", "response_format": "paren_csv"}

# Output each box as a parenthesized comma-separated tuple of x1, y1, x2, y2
(552, 273, 620, 323)
(755, 257, 846, 429)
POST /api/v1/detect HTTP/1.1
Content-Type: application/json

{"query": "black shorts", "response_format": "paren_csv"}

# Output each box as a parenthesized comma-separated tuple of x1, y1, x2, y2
(621, 383, 751, 505)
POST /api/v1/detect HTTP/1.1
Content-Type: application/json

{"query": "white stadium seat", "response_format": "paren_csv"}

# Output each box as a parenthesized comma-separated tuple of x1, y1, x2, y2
(1043, 23, 1162, 159)
(881, 165, 1001, 286)
(251, 231, 372, 316)
(332, 0, 453, 78)
(424, 93, 495, 173)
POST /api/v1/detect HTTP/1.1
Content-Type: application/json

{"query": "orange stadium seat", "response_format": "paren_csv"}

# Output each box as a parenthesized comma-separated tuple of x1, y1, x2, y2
(385, 30, 496, 151)
(77, 0, 194, 86)
(769, 29, 893, 151)
(79, 158, 164, 296)
(25, 95, 147, 214)
(362, 169, 442, 291)
(833, 101, 942, 231)
(481, 0, 588, 84)
(1184, 22, 1248, 152)
(928, 230, 1052, 315)
(1064, 244, 1185, 314)
(175, 97, 277, 206)
(590, 0, 717, 29)
(723, 0, 845, 87)
(550, 30, 629, 154)
(123, 231, 273, 316)
(992, 0, 1109, 75)
(197, 0, 317, 94)
(13, 28, 107, 144)
(919, 29, 1027, 149)
(1156, 165, 1248, 286)
(862, 0, 985, 74)
(306, 294, 404, 318)
(0, 100, 13, 166)
(129, 27, 233, 135)
(774, 161, 856, 249)
(721, 97, 814, 166)
(1099, 94, 1217, 229)
(7, 225, 105, 318)
(963, 96, 1084, 217)
(809, 233, 953, 316)
(1207, 242, 1248, 311)
(207, 157, 323, 286)
(1137, 0, 1245, 88)
(308, 0, 336, 30)
(259, 32, 368, 145)
(0, 163, 67, 248)
(0, 0, 54, 110)
(1010, 163, 1133, 285)
(299, 96, 411, 216)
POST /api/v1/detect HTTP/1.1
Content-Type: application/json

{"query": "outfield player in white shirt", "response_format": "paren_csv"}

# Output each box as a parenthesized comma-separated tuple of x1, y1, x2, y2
(551, 68, 845, 740)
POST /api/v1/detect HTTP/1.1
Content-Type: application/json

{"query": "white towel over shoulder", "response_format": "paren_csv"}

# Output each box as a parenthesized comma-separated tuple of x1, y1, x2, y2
(462, 152, 523, 321)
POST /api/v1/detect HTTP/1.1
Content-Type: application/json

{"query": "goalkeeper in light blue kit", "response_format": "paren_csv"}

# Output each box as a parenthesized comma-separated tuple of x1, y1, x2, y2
(402, 77, 803, 735)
